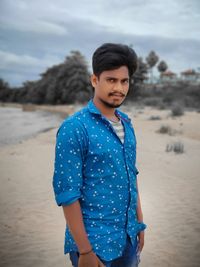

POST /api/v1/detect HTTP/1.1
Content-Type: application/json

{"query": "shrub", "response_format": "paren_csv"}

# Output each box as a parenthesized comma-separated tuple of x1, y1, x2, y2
(158, 103, 167, 110)
(166, 142, 184, 154)
(143, 97, 161, 107)
(157, 125, 172, 134)
(171, 104, 184, 116)
(149, 115, 161, 120)
(163, 95, 174, 105)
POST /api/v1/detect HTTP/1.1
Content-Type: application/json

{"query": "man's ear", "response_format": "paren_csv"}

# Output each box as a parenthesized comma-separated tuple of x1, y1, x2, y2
(90, 74, 98, 88)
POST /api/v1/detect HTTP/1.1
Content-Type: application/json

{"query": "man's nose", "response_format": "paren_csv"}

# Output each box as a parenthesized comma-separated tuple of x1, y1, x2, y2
(113, 81, 123, 91)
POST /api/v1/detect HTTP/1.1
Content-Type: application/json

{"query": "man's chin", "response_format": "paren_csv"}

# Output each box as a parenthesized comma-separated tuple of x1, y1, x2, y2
(109, 103, 122, 108)
(103, 101, 122, 108)
(100, 99, 124, 108)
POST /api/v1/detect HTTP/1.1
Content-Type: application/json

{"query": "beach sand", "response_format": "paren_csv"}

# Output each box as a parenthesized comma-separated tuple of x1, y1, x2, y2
(0, 105, 200, 267)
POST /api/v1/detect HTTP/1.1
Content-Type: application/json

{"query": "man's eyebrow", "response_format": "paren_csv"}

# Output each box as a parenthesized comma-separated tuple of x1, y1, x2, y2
(106, 76, 117, 79)
(106, 76, 129, 80)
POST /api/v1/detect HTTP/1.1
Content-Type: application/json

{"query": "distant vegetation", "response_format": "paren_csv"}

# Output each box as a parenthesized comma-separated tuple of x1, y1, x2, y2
(157, 125, 173, 135)
(0, 51, 93, 104)
(0, 48, 199, 109)
(138, 81, 200, 110)
(171, 104, 184, 117)
(166, 142, 184, 154)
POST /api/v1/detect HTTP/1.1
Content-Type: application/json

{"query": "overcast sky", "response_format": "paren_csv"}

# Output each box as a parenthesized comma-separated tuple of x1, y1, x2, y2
(0, 0, 200, 86)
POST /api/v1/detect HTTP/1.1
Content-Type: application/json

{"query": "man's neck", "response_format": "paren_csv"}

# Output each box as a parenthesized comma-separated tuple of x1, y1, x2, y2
(93, 98, 119, 122)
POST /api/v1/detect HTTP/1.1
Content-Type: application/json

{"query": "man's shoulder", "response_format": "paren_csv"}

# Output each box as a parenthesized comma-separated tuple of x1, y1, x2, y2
(57, 105, 89, 136)
(62, 105, 88, 124)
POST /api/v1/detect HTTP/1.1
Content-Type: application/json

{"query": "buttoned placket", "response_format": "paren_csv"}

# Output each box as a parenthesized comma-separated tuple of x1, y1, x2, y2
(120, 119, 133, 234)
(100, 115, 124, 145)
(101, 114, 133, 236)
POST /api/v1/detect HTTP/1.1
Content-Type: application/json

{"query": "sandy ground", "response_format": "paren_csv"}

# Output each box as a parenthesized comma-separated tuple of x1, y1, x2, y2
(0, 104, 200, 267)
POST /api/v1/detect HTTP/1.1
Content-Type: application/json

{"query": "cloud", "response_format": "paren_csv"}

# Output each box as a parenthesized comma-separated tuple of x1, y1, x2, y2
(2, 18, 68, 36)
(0, 50, 61, 85)
(0, 0, 200, 86)
(0, 1, 68, 36)
(0, 50, 60, 71)
(1, 0, 199, 39)
(0, 51, 42, 70)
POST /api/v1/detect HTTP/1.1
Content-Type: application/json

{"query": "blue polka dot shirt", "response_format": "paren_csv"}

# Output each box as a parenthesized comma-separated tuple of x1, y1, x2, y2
(52, 99, 146, 261)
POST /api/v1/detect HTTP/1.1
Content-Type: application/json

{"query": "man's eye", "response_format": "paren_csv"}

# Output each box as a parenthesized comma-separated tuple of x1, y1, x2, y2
(122, 80, 129, 84)
(108, 79, 115, 83)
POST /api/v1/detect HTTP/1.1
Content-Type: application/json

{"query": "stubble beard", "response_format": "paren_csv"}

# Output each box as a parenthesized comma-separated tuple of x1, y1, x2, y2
(99, 97, 126, 108)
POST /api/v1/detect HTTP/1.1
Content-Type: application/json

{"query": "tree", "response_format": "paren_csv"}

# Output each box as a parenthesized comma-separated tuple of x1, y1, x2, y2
(23, 80, 44, 104)
(128, 57, 148, 99)
(133, 57, 148, 83)
(19, 51, 93, 104)
(157, 60, 168, 74)
(146, 51, 159, 83)
(42, 64, 63, 104)
(0, 78, 9, 90)
(0, 78, 10, 101)
(58, 51, 92, 104)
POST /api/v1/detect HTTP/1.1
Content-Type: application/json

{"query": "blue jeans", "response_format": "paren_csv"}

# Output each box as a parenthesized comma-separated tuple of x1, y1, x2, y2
(69, 235, 140, 267)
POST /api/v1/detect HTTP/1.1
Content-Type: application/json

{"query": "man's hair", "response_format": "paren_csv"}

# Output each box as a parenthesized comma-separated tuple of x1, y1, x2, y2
(92, 43, 138, 78)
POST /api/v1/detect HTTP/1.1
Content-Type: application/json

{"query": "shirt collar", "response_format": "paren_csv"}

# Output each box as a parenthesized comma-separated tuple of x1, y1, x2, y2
(87, 99, 131, 123)
(87, 99, 101, 115)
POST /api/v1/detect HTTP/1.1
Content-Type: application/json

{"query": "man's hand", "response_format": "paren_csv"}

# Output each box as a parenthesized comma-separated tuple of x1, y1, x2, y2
(78, 251, 105, 267)
(138, 231, 145, 252)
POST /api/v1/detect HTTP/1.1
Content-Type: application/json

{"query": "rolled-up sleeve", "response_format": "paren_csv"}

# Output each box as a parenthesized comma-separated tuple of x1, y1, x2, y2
(52, 119, 87, 206)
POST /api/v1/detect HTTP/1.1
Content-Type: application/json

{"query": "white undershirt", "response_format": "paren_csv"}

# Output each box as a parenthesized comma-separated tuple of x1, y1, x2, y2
(109, 119, 125, 143)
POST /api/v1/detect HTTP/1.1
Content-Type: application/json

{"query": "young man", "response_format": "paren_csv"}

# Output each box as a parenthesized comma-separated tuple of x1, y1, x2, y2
(52, 43, 146, 267)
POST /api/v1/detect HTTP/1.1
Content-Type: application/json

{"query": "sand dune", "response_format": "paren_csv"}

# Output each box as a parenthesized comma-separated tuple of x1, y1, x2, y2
(0, 105, 200, 267)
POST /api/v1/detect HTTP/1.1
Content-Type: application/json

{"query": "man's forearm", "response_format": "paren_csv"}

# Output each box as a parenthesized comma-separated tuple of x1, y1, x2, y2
(62, 200, 92, 253)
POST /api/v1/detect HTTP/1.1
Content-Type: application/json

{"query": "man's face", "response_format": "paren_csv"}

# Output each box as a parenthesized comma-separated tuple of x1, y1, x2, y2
(91, 66, 130, 108)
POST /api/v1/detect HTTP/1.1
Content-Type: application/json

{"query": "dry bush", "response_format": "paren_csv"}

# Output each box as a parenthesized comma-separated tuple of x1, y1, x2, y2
(171, 104, 184, 116)
(143, 97, 161, 107)
(157, 125, 172, 134)
(149, 115, 161, 120)
(166, 142, 184, 154)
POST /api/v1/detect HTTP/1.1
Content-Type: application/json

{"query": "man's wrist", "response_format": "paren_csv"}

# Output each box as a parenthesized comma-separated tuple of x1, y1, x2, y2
(79, 248, 93, 256)
(79, 245, 93, 255)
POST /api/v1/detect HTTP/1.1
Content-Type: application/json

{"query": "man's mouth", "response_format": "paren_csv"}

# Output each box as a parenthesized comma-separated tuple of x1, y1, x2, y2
(109, 93, 125, 97)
